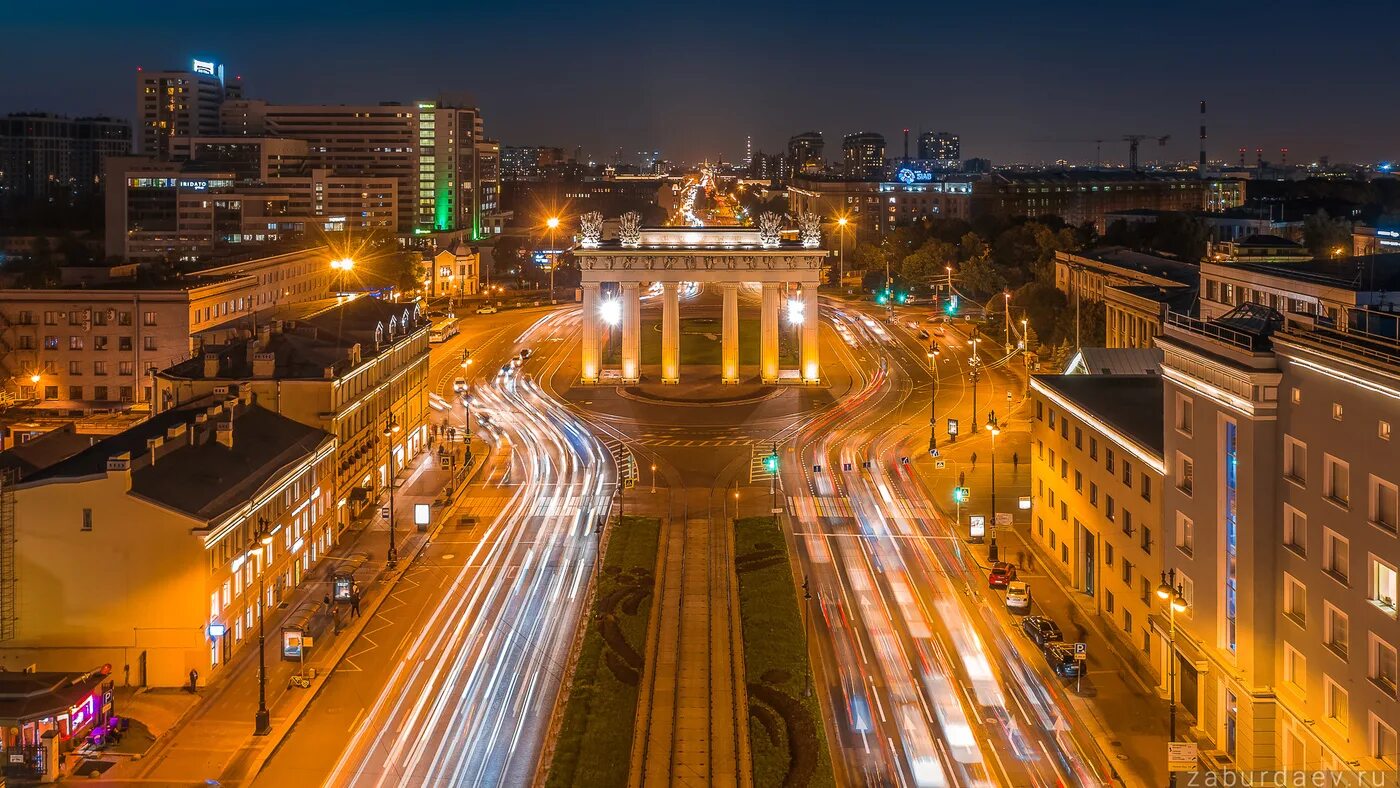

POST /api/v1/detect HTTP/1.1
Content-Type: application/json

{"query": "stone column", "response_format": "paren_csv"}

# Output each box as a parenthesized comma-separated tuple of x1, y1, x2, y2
(580, 282, 600, 382)
(662, 282, 680, 383)
(721, 282, 739, 384)
(621, 281, 641, 382)
(760, 282, 780, 383)
(801, 284, 820, 383)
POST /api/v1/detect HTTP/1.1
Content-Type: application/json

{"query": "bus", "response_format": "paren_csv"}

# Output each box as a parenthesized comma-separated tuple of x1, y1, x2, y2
(429, 318, 459, 344)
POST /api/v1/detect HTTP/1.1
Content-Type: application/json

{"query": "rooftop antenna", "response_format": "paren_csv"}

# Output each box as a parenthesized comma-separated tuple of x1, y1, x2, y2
(903, 128, 910, 162)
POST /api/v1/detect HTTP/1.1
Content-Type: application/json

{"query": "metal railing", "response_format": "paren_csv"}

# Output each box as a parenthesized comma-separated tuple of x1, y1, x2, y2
(1165, 312, 1270, 351)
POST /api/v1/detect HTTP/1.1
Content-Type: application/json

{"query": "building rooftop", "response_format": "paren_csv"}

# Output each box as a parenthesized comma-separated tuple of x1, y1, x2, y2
(1033, 374, 1165, 456)
(0, 668, 110, 723)
(1212, 253, 1400, 291)
(23, 397, 332, 524)
(1235, 234, 1302, 248)
(1067, 247, 1200, 287)
(1063, 347, 1164, 375)
(0, 424, 101, 480)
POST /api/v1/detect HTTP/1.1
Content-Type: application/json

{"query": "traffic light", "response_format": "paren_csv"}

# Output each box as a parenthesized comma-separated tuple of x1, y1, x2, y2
(764, 452, 779, 473)
(953, 486, 969, 503)
(945, 295, 960, 315)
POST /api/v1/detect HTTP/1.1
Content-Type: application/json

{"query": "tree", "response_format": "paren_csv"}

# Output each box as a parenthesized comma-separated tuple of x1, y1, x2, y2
(900, 240, 958, 283)
(1302, 209, 1353, 257)
(850, 242, 887, 274)
(957, 234, 1006, 298)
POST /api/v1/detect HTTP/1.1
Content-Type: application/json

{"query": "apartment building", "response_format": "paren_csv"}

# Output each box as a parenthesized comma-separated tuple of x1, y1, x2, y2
(1029, 374, 1166, 674)
(0, 392, 336, 686)
(0, 247, 334, 405)
(1054, 249, 1200, 349)
(155, 296, 431, 534)
(0, 113, 131, 198)
(1157, 304, 1398, 774)
(1197, 253, 1400, 328)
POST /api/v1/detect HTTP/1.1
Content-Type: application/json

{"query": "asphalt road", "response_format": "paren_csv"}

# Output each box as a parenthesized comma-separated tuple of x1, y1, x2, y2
(256, 306, 614, 787)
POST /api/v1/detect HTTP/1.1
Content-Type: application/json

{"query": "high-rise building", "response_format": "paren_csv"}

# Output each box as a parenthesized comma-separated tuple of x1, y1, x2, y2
(501, 146, 566, 179)
(787, 132, 824, 175)
(917, 131, 960, 166)
(0, 113, 131, 198)
(1157, 303, 1399, 775)
(136, 59, 243, 158)
(842, 132, 886, 179)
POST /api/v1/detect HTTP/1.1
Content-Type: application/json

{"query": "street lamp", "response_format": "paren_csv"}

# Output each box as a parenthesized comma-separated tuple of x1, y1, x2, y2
(987, 417, 1000, 562)
(927, 345, 940, 453)
(384, 413, 401, 569)
(1156, 569, 1189, 787)
(546, 215, 561, 305)
(1003, 291, 1012, 351)
(836, 216, 849, 288)
(252, 517, 275, 736)
(330, 257, 355, 271)
(970, 332, 981, 433)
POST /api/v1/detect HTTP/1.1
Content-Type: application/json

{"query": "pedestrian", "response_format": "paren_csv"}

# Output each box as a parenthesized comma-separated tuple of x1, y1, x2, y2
(1012, 452, 1019, 470)
(970, 452, 977, 468)
(350, 584, 361, 619)
(1015, 550, 1024, 569)
(1026, 550, 1035, 570)
(188, 669, 198, 694)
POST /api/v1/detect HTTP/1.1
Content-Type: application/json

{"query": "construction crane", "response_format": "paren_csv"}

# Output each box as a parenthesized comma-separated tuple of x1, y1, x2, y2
(1123, 134, 1171, 170)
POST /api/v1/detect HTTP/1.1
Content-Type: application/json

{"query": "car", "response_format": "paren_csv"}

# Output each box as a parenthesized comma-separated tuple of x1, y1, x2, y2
(917, 329, 931, 340)
(988, 562, 1018, 589)
(1020, 616, 1063, 648)
(476, 304, 498, 315)
(932, 326, 945, 337)
(1042, 643, 1081, 677)
(1005, 581, 1031, 612)
(452, 377, 467, 393)
(519, 348, 532, 359)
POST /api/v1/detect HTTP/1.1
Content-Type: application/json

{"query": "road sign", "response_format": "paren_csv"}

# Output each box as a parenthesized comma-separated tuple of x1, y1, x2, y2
(861, 460, 872, 469)
(1167, 741, 1199, 772)
(899, 456, 910, 465)
(813, 465, 823, 473)
(969, 515, 986, 539)
(843, 462, 853, 472)
(1073, 642, 1087, 657)
(934, 459, 947, 469)
(929, 448, 940, 457)
(380, 506, 390, 520)
(953, 486, 969, 503)
(995, 512, 1013, 526)
(1018, 495, 1032, 510)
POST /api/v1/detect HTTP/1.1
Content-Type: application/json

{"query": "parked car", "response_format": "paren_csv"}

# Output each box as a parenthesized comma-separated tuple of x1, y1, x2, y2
(1043, 643, 1081, 678)
(1005, 581, 1031, 611)
(1021, 616, 1063, 648)
(452, 377, 467, 393)
(988, 562, 1018, 589)
(476, 304, 498, 315)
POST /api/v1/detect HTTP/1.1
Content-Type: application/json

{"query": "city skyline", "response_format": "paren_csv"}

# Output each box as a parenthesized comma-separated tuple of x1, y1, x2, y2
(4, 0, 1398, 166)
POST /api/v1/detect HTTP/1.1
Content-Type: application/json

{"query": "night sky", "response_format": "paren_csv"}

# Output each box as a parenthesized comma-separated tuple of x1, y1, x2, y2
(6, 0, 1395, 167)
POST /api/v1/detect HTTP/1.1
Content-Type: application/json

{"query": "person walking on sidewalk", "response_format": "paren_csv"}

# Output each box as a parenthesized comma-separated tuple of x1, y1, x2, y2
(1012, 452, 1019, 471)
(970, 452, 977, 469)
(350, 583, 361, 619)
(188, 669, 198, 694)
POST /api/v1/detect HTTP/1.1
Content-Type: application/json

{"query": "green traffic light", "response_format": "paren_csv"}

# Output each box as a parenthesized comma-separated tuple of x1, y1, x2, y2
(764, 454, 779, 472)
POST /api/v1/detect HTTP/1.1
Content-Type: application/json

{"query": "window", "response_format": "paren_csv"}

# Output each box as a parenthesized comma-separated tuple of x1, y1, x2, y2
(144, 336, 157, 351)
(43, 310, 58, 325)
(1283, 505, 1306, 556)
(43, 335, 57, 350)
(1122, 459, 1132, 485)
(1324, 454, 1349, 506)
(1323, 529, 1350, 583)
(68, 385, 82, 400)
(1048, 410, 1056, 429)
(1060, 419, 1068, 439)
(92, 311, 107, 326)
(1284, 436, 1306, 484)
(81, 509, 92, 532)
(1178, 572, 1194, 614)
(1177, 453, 1194, 495)
(119, 361, 134, 376)
(119, 336, 132, 351)
(1074, 427, 1082, 449)
(1089, 437, 1098, 460)
(1332, 402, 1344, 421)
(1105, 590, 1115, 613)
(1074, 470, 1082, 492)
(1372, 715, 1398, 767)
(94, 335, 107, 351)
(1035, 401, 1043, 420)
(1284, 574, 1307, 627)
(1371, 557, 1397, 614)
(117, 311, 131, 326)
(1176, 394, 1193, 435)
(17, 335, 33, 350)
(1176, 513, 1194, 556)
(143, 311, 157, 326)
(1123, 609, 1132, 633)
(1105, 448, 1115, 474)
(1323, 604, 1348, 658)
(1370, 476, 1398, 533)
(1323, 676, 1348, 729)
(67, 310, 81, 326)
(1106, 495, 1116, 522)
(1061, 459, 1068, 480)
(1283, 643, 1306, 695)
(1105, 543, 1115, 566)
(1122, 508, 1134, 536)
(68, 361, 81, 375)
(1140, 525, 1152, 555)
(1121, 559, 1132, 585)
(93, 386, 107, 400)
(93, 361, 107, 376)
(68, 336, 83, 350)
(1382, 421, 1392, 441)
(1090, 482, 1098, 506)
(1141, 473, 1151, 501)
(1370, 634, 1398, 696)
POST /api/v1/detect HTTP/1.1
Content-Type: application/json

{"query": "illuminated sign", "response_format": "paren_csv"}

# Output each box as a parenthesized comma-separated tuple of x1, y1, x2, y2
(895, 167, 935, 184)
(69, 694, 96, 728)
(192, 60, 217, 75)
(414, 503, 430, 527)
(282, 631, 304, 659)
(946, 418, 959, 436)
(207, 622, 227, 638)
(969, 515, 986, 539)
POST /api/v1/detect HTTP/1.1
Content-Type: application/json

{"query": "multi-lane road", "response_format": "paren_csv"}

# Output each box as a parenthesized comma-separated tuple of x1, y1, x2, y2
(782, 303, 1121, 787)
(257, 307, 615, 787)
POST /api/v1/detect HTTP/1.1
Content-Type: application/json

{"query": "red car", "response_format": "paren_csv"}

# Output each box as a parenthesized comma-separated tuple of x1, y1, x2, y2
(988, 562, 1018, 589)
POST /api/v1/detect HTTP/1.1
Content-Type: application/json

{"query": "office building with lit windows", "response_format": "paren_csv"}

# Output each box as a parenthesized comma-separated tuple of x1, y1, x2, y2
(137, 60, 243, 158)
(1156, 304, 1398, 774)
(917, 131, 960, 166)
(842, 132, 886, 179)
(0, 113, 131, 198)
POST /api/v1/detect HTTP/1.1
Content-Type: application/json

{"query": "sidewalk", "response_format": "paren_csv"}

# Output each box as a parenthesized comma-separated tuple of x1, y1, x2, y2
(95, 445, 475, 785)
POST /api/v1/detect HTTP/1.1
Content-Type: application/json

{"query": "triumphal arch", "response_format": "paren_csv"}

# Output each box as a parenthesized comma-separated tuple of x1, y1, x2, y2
(572, 212, 828, 385)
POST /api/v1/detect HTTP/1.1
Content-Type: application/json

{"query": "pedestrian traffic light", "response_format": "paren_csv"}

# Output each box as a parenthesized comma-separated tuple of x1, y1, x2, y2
(764, 453, 779, 473)
(953, 486, 969, 503)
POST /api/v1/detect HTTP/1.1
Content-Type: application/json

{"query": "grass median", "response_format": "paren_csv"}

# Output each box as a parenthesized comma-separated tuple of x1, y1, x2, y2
(544, 515, 661, 788)
(735, 516, 836, 788)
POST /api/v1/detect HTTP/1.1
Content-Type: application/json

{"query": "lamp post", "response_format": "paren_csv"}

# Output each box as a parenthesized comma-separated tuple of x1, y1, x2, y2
(836, 216, 848, 288)
(1003, 291, 1012, 352)
(927, 345, 940, 453)
(987, 418, 1000, 562)
(384, 413, 401, 569)
(252, 517, 274, 736)
(1156, 569, 1189, 787)
(546, 215, 560, 305)
(970, 332, 981, 433)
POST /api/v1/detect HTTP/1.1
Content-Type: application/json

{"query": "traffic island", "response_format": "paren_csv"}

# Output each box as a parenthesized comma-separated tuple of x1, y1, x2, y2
(544, 515, 661, 788)
(734, 516, 835, 788)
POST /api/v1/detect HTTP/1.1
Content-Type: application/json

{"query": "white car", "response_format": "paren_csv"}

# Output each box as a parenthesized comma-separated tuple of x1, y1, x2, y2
(476, 304, 498, 315)
(452, 377, 467, 393)
(1005, 581, 1031, 612)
